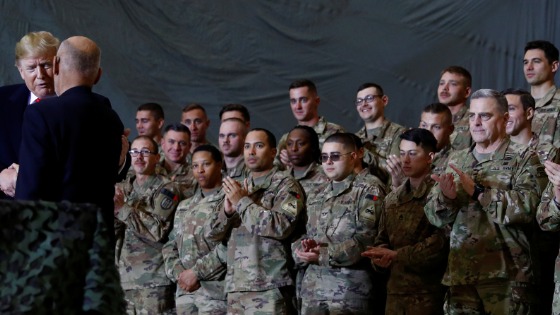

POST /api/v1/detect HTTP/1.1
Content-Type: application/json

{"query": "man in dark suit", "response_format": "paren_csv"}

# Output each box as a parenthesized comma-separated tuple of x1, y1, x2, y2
(15, 36, 124, 227)
(0, 31, 60, 199)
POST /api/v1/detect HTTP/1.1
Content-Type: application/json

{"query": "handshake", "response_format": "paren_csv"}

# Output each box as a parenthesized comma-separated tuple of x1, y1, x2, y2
(0, 163, 19, 197)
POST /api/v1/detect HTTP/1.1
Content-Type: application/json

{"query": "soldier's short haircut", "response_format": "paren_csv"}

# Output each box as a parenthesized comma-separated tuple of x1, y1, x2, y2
(440, 66, 472, 87)
(501, 88, 535, 111)
(163, 123, 191, 137)
(400, 128, 437, 154)
(471, 89, 508, 114)
(15, 31, 60, 66)
(182, 103, 207, 117)
(219, 103, 250, 122)
(422, 103, 453, 126)
(525, 40, 559, 64)
(324, 132, 357, 152)
(222, 117, 248, 136)
(289, 125, 321, 164)
(249, 128, 276, 148)
(356, 82, 384, 95)
(132, 135, 159, 153)
(137, 102, 164, 120)
(289, 79, 317, 95)
(193, 144, 223, 163)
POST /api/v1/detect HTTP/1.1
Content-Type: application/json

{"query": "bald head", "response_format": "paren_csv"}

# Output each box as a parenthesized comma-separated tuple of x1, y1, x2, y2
(55, 36, 101, 95)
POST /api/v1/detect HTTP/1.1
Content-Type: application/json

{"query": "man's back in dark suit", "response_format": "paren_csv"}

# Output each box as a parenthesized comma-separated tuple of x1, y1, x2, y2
(15, 85, 123, 218)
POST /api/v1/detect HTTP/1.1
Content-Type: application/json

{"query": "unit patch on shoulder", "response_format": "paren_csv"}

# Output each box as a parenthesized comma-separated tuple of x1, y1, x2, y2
(282, 191, 301, 216)
(159, 188, 178, 210)
(365, 194, 379, 201)
(361, 207, 378, 223)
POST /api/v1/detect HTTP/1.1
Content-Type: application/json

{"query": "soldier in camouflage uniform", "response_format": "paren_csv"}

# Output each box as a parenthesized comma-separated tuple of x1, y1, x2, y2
(387, 103, 456, 190)
(363, 128, 447, 315)
(524, 40, 560, 149)
(285, 125, 330, 197)
(163, 145, 228, 315)
(193, 128, 305, 314)
(115, 136, 180, 314)
(437, 66, 473, 150)
(425, 89, 547, 314)
(354, 82, 406, 178)
(277, 79, 344, 169)
(284, 125, 331, 309)
(219, 117, 249, 181)
(1, 200, 125, 314)
(536, 159, 560, 315)
(294, 133, 384, 314)
(504, 89, 558, 163)
(157, 123, 197, 198)
(418, 103, 455, 176)
(503, 88, 559, 314)
(135, 102, 164, 147)
(181, 103, 214, 163)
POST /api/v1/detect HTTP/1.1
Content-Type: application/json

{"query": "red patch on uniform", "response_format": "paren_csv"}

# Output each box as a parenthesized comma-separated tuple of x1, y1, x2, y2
(365, 194, 378, 201)
(289, 191, 301, 199)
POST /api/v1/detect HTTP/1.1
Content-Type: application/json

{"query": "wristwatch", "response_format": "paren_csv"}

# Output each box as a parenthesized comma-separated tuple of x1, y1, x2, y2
(471, 183, 485, 201)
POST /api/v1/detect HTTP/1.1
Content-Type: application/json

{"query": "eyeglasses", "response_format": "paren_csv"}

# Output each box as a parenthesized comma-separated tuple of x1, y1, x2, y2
(468, 112, 494, 122)
(321, 152, 352, 163)
(129, 149, 157, 157)
(355, 94, 383, 106)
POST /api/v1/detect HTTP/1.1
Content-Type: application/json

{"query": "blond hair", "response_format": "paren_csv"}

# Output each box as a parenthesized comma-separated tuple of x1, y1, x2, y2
(15, 31, 60, 66)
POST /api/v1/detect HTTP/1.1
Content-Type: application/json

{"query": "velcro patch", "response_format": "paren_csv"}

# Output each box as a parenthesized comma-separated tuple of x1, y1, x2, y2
(365, 194, 379, 201)
(159, 188, 178, 210)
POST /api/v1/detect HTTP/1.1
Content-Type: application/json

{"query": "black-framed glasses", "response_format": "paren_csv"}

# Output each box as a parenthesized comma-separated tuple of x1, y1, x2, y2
(129, 149, 157, 157)
(321, 152, 352, 163)
(355, 94, 383, 106)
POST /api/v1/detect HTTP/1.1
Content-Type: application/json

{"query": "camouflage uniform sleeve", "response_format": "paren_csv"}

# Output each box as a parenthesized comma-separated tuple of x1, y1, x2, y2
(205, 200, 241, 243)
(83, 207, 126, 314)
(273, 132, 289, 170)
(537, 182, 560, 232)
(192, 242, 227, 281)
(236, 179, 304, 239)
(372, 202, 389, 247)
(124, 183, 180, 243)
(478, 151, 546, 225)
(424, 181, 462, 228)
(395, 227, 448, 271)
(389, 126, 405, 157)
(321, 186, 382, 267)
(162, 200, 188, 282)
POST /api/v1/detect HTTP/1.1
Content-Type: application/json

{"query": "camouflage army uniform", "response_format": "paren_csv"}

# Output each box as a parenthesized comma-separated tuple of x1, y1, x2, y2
(528, 132, 559, 164)
(356, 119, 406, 171)
(115, 174, 180, 315)
(374, 176, 447, 315)
(162, 187, 227, 315)
(532, 86, 560, 148)
(192, 167, 305, 314)
(156, 160, 197, 199)
(424, 139, 547, 314)
(0, 200, 125, 314)
(432, 143, 453, 176)
(222, 158, 249, 182)
(449, 105, 472, 150)
(294, 173, 383, 315)
(536, 179, 560, 315)
(287, 162, 330, 308)
(355, 166, 388, 196)
(288, 162, 329, 198)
